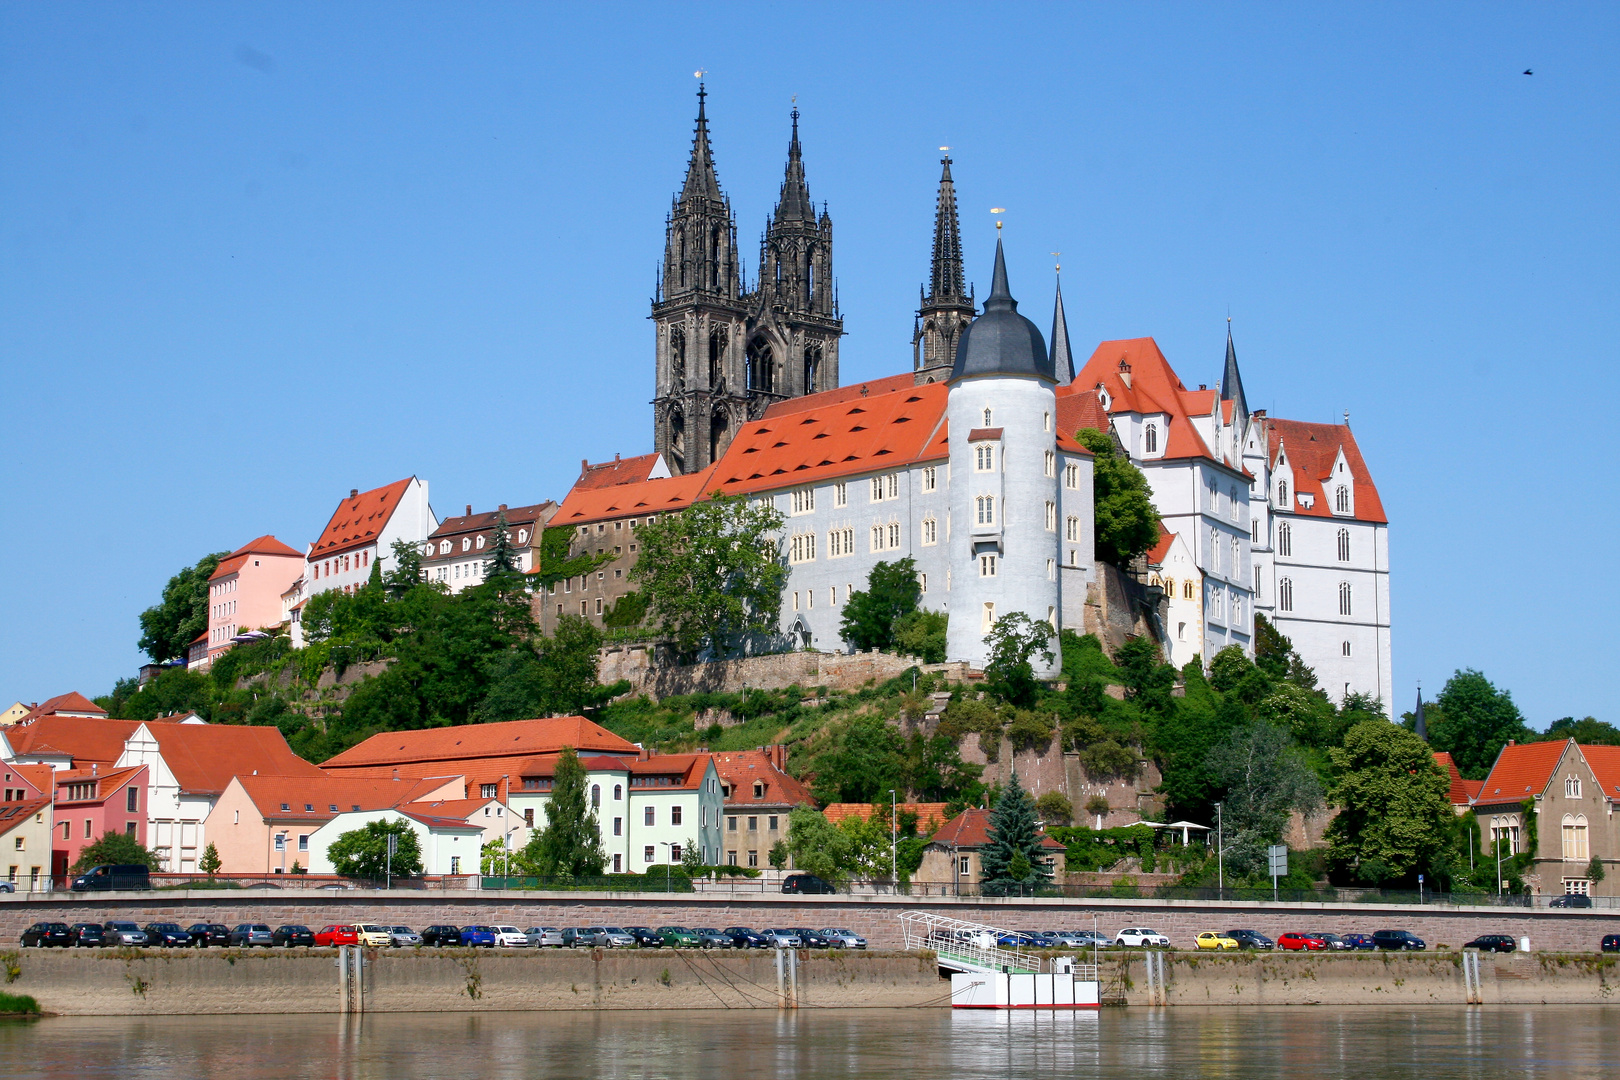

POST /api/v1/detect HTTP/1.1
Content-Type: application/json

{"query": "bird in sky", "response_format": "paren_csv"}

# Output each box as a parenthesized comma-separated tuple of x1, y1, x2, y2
(1523, 69, 1533, 75)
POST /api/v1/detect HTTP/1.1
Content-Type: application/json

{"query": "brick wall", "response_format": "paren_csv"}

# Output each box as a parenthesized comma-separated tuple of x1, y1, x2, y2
(599, 645, 969, 700)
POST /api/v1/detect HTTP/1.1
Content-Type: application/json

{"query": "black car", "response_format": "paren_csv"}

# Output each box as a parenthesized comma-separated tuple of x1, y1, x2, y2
(187, 923, 231, 948)
(624, 926, 664, 948)
(144, 923, 193, 947)
(725, 927, 770, 949)
(1550, 894, 1593, 908)
(781, 873, 836, 895)
(1224, 929, 1275, 950)
(68, 923, 107, 947)
(1463, 934, 1516, 953)
(421, 924, 463, 947)
(1601, 934, 1620, 953)
(789, 927, 831, 948)
(20, 921, 71, 948)
(1372, 929, 1426, 951)
(273, 925, 316, 948)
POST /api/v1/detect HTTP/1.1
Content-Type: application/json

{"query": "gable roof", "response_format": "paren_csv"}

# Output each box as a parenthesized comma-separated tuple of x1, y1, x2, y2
(710, 749, 816, 809)
(1473, 740, 1569, 806)
(53, 764, 146, 804)
(1055, 385, 1111, 442)
(1145, 524, 1177, 567)
(427, 503, 555, 546)
(574, 453, 668, 491)
(521, 753, 712, 790)
(321, 717, 639, 771)
(0, 797, 51, 838)
(551, 465, 721, 530)
(1067, 337, 1238, 469)
(6, 763, 56, 797)
(928, 807, 1064, 850)
(210, 536, 304, 580)
(15, 692, 108, 724)
(134, 724, 324, 795)
(760, 374, 918, 417)
(1580, 745, 1620, 801)
(309, 478, 414, 559)
(6, 716, 146, 769)
(1433, 752, 1477, 807)
(1264, 417, 1387, 524)
(231, 773, 456, 821)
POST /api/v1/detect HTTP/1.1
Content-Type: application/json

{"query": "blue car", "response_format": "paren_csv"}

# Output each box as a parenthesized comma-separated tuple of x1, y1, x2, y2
(996, 932, 1041, 947)
(725, 927, 770, 949)
(459, 925, 497, 948)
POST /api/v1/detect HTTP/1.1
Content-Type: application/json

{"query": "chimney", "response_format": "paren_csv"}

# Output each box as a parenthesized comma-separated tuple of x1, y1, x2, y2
(498, 504, 507, 512)
(1117, 359, 1132, 389)
(350, 489, 359, 499)
(466, 504, 473, 516)
(1506, 740, 1515, 747)
(581, 458, 589, 476)
(614, 453, 620, 463)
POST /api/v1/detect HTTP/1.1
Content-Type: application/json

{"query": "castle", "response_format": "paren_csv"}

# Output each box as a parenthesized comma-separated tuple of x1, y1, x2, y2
(556, 87, 1392, 703)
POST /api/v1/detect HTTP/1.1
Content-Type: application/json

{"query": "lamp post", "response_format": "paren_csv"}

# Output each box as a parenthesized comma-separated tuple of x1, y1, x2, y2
(659, 841, 673, 893)
(501, 774, 512, 883)
(1496, 835, 1504, 904)
(888, 789, 898, 887)
(1214, 802, 1224, 901)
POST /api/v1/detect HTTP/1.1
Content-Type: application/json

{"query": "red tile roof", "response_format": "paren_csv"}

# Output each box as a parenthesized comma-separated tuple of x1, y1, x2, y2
(6, 763, 55, 798)
(5, 716, 146, 768)
(760, 374, 918, 417)
(321, 717, 639, 770)
(823, 802, 948, 832)
(54, 764, 146, 805)
(1068, 338, 1238, 469)
(427, 503, 555, 547)
(1473, 740, 1569, 806)
(1433, 752, 1474, 807)
(0, 797, 52, 838)
(574, 453, 666, 491)
(405, 797, 503, 821)
(233, 773, 458, 821)
(137, 724, 324, 795)
(551, 465, 721, 530)
(1145, 524, 1177, 566)
(929, 807, 1065, 850)
(1577, 745, 1620, 801)
(1057, 385, 1111, 440)
(14, 692, 107, 724)
(309, 478, 413, 558)
(522, 753, 711, 790)
(711, 749, 816, 809)
(1264, 418, 1387, 525)
(210, 536, 304, 581)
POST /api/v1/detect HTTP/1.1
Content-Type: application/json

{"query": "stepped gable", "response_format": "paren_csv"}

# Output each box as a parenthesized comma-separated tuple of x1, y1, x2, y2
(322, 717, 639, 771)
(551, 465, 720, 530)
(1473, 740, 1569, 806)
(136, 724, 324, 795)
(1264, 417, 1387, 524)
(1069, 337, 1233, 467)
(573, 453, 668, 491)
(309, 478, 413, 559)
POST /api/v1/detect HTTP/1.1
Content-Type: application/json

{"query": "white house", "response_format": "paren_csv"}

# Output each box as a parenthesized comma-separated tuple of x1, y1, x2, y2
(305, 807, 485, 878)
(1146, 528, 1204, 669)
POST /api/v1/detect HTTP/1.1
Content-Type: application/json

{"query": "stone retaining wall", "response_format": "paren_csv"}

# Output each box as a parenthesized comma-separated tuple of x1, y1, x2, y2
(598, 645, 969, 700)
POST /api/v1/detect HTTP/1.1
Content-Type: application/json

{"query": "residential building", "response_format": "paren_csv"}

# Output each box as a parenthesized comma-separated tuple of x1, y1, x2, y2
(1145, 528, 1203, 669)
(915, 807, 1066, 887)
(2, 703, 31, 726)
(49, 765, 148, 879)
(0, 795, 51, 892)
(202, 536, 305, 665)
(294, 477, 437, 646)
(3, 715, 151, 773)
(9, 692, 108, 725)
(304, 807, 485, 878)
(422, 501, 556, 593)
(572, 452, 672, 491)
(1471, 739, 1620, 899)
(711, 746, 816, 868)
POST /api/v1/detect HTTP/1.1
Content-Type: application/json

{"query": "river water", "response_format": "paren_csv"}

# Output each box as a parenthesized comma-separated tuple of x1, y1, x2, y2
(3, 1006, 1617, 1078)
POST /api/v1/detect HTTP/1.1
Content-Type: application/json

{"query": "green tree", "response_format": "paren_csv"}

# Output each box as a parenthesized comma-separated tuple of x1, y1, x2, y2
(1426, 669, 1533, 779)
(983, 612, 1056, 707)
(1204, 720, 1323, 877)
(198, 842, 222, 880)
(839, 558, 922, 652)
(384, 538, 426, 598)
(527, 747, 607, 879)
(679, 838, 704, 876)
(1035, 790, 1074, 826)
(1113, 636, 1175, 715)
(768, 839, 789, 870)
(71, 831, 162, 874)
(1324, 721, 1453, 885)
(979, 771, 1052, 895)
(483, 509, 522, 582)
(475, 615, 615, 723)
(810, 715, 907, 804)
(1536, 717, 1620, 746)
(786, 807, 853, 885)
(893, 609, 948, 664)
(327, 819, 424, 879)
(1074, 428, 1161, 566)
(138, 552, 229, 662)
(630, 494, 787, 659)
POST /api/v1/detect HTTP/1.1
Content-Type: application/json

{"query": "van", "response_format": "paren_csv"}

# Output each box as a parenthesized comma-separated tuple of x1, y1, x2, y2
(70, 865, 152, 892)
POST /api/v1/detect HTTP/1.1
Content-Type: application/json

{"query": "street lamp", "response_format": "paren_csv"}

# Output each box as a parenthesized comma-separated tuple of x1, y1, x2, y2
(501, 774, 512, 884)
(1214, 802, 1224, 900)
(888, 789, 898, 886)
(659, 841, 673, 893)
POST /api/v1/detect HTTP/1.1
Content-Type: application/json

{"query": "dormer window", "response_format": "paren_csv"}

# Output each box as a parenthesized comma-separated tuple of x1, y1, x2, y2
(1144, 423, 1158, 454)
(1335, 485, 1351, 514)
(462, 537, 472, 552)
(753, 781, 764, 799)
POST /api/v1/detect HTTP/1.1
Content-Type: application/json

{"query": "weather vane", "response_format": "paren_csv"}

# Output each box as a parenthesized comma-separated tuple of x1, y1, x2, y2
(990, 207, 1006, 232)
(1051, 251, 1061, 273)
(694, 69, 707, 79)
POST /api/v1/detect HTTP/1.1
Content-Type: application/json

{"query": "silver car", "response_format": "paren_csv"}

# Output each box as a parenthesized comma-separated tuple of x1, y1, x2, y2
(589, 926, 638, 948)
(525, 926, 564, 948)
(1048, 930, 1103, 948)
(102, 921, 149, 946)
(759, 928, 802, 948)
(389, 926, 423, 947)
(818, 928, 867, 949)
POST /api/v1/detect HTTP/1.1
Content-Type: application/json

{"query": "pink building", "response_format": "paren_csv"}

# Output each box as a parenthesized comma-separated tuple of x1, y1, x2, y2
(50, 764, 148, 879)
(204, 536, 305, 664)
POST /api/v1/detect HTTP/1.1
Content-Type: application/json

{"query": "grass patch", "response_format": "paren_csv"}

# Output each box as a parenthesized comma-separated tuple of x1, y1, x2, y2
(0, 992, 39, 1015)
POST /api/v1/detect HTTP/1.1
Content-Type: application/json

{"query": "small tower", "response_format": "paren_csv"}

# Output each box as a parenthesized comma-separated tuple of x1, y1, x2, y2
(914, 156, 976, 384)
(1050, 272, 1076, 385)
(744, 106, 843, 411)
(946, 239, 1062, 676)
(652, 84, 749, 474)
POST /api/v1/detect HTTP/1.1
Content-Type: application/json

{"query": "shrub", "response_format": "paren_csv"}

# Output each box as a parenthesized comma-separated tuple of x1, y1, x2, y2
(1035, 791, 1073, 826)
(1006, 710, 1056, 753)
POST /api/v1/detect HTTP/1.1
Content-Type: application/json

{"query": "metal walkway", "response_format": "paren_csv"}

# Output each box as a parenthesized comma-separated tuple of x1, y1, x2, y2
(897, 911, 1046, 975)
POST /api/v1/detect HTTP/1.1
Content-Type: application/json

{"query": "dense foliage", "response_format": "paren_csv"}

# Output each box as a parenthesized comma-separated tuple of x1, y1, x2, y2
(520, 747, 607, 879)
(1074, 428, 1161, 566)
(1324, 722, 1453, 886)
(839, 558, 922, 652)
(1414, 669, 1533, 780)
(979, 771, 1052, 895)
(71, 831, 162, 874)
(327, 819, 424, 879)
(138, 552, 228, 663)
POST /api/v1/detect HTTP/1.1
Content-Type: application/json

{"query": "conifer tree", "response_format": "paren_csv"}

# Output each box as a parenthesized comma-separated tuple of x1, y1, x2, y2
(528, 747, 607, 880)
(978, 771, 1051, 896)
(484, 509, 521, 582)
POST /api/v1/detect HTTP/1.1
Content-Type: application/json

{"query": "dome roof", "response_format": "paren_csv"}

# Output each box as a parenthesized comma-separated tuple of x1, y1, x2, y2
(951, 239, 1054, 382)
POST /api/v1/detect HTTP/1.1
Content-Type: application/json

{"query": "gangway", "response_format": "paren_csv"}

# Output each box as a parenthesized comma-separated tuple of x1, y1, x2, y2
(897, 911, 1045, 975)
(898, 911, 1101, 1009)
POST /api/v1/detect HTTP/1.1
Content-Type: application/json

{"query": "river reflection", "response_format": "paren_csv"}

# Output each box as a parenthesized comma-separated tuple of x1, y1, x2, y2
(2, 1006, 1617, 1078)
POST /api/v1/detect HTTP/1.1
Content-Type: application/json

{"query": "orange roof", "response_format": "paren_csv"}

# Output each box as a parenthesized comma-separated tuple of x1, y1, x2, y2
(760, 374, 918, 417)
(5, 716, 146, 768)
(1068, 338, 1240, 470)
(1145, 524, 1177, 566)
(573, 453, 666, 491)
(1265, 418, 1387, 525)
(233, 773, 457, 821)
(1433, 752, 1474, 807)
(710, 382, 951, 498)
(1056, 386, 1111, 441)
(1473, 740, 1569, 806)
(321, 716, 639, 770)
(1577, 745, 1620, 801)
(711, 749, 815, 809)
(210, 536, 303, 580)
(529, 753, 712, 790)
(404, 797, 503, 821)
(14, 692, 107, 725)
(552, 465, 720, 529)
(138, 724, 323, 795)
(823, 802, 948, 832)
(929, 807, 1065, 850)
(0, 797, 52, 838)
(309, 478, 413, 558)
(54, 764, 146, 804)
(6, 763, 56, 798)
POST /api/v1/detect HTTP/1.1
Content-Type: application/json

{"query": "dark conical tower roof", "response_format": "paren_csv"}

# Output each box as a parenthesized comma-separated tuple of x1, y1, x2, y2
(773, 107, 814, 222)
(1220, 321, 1248, 423)
(680, 84, 724, 204)
(1050, 275, 1075, 385)
(952, 239, 1052, 382)
(1414, 689, 1428, 742)
(927, 157, 968, 303)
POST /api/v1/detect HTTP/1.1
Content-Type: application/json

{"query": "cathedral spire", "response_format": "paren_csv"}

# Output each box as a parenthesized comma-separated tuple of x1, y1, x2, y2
(1220, 319, 1249, 425)
(926, 156, 967, 303)
(1050, 273, 1075, 385)
(1414, 687, 1427, 742)
(913, 154, 976, 384)
(680, 83, 724, 204)
(773, 106, 814, 222)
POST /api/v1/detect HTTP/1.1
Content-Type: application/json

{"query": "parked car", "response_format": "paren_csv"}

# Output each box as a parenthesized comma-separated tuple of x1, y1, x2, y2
(1277, 933, 1325, 951)
(187, 923, 231, 948)
(1550, 894, 1593, 908)
(20, 922, 71, 948)
(594, 926, 639, 948)
(1341, 934, 1377, 951)
(70, 864, 152, 892)
(230, 924, 275, 948)
(143, 923, 193, 947)
(490, 925, 529, 948)
(1195, 932, 1240, 950)
(316, 925, 361, 947)
(1371, 929, 1426, 951)
(1600, 934, 1620, 953)
(1225, 929, 1275, 951)
(820, 928, 867, 949)
(1310, 933, 1350, 951)
(759, 928, 803, 948)
(526, 927, 566, 948)
(623, 926, 663, 948)
(420, 925, 463, 947)
(387, 926, 422, 948)
(102, 921, 150, 946)
(273, 925, 316, 948)
(725, 927, 770, 949)
(560, 927, 594, 948)
(0, 882, 12, 893)
(692, 928, 733, 949)
(1115, 928, 1170, 948)
(68, 923, 107, 947)
(351, 924, 392, 948)
(781, 873, 836, 895)
(658, 926, 700, 948)
(459, 926, 498, 948)
(1462, 934, 1516, 953)
(996, 931, 1041, 948)
(790, 928, 832, 949)
(1047, 930, 1102, 948)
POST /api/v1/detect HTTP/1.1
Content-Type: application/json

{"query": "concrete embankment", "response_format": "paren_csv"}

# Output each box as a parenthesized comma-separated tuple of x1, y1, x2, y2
(0, 947, 946, 1016)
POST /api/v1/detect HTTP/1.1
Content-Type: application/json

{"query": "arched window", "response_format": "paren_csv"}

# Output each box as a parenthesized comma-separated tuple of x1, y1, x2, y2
(669, 327, 686, 387)
(1144, 423, 1158, 454)
(1231, 537, 1241, 573)
(1336, 485, 1350, 514)
(708, 327, 727, 387)
(803, 345, 821, 393)
(982, 408, 992, 426)
(1210, 528, 1221, 573)
(1277, 481, 1289, 507)
(676, 228, 687, 287)
(590, 784, 601, 809)
(1278, 522, 1292, 557)
(1338, 581, 1353, 616)
(710, 225, 722, 288)
(746, 339, 774, 393)
(1562, 814, 1590, 860)
(1566, 776, 1582, 798)
(1183, 579, 1195, 600)
(1163, 577, 1174, 597)
(613, 784, 622, 801)
(1337, 528, 1351, 562)
(1342, 641, 1352, 657)
(975, 496, 995, 525)
(1279, 577, 1294, 612)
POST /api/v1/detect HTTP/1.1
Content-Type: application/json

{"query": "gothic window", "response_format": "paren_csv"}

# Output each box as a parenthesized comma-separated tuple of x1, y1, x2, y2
(1230, 487, 1239, 522)
(1184, 579, 1195, 600)
(709, 410, 728, 463)
(888, 522, 900, 548)
(803, 345, 821, 393)
(922, 466, 937, 492)
(806, 246, 817, 304)
(669, 327, 686, 388)
(1065, 515, 1079, 541)
(1562, 815, 1589, 860)
(1210, 528, 1221, 573)
(1566, 776, 1582, 798)
(921, 518, 937, 545)
(1342, 641, 1352, 656)
(1065, 462, 1079, 489)
(1277, 481, 1289, 507)
(1336, 485, 1350, 514)
(790, 487, 814, 515)
(1044, 450, 1056, 477)
(976, 496, 995, 525)
(1337, 528, 1351, 562)
(668, 411, 686, 468)
(710, 225, 722, 288)
(1278, 522, 1292, 557)
(1163, 577, 1174, 597)
(1279, 577, 1294, 612)
(709, 328, 727, 388)
(1144, 423, 1158, 454)
(1231, 537, 1240, 574)
(677, 228, 687, 288)
(974, 444, 994, 472)
(1045, 502, 1057, 531)
(747, 339, 774, 393)
(1338, 581, 1353, 616)
(983, 408, 992, 426)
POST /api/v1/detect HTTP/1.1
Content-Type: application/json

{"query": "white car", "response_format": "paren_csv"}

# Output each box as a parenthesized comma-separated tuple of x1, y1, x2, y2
(1115, 927, 1170, 948)
(491, 925, 530, 948)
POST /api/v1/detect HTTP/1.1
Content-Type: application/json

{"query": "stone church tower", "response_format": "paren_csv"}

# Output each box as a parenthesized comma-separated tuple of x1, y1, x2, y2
(913, 156, 976, 384)
(652, 89, 842, 475)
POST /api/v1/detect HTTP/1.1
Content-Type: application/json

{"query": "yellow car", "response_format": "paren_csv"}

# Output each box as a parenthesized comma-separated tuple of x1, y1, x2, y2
(355, 924, 395, 948)
(1195, 931, 1240, 950)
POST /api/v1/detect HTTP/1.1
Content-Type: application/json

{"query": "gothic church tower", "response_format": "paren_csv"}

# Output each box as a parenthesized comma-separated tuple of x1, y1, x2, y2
(913, 156, 976, 384)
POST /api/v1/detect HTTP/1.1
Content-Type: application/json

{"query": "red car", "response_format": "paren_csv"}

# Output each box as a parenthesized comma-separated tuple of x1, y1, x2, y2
(1277, 932, 1325, 951)
(314, 924, 360, 947)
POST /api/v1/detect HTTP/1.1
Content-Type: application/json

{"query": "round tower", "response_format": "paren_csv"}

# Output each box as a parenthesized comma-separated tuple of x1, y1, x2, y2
(946, 239, 1063, 677)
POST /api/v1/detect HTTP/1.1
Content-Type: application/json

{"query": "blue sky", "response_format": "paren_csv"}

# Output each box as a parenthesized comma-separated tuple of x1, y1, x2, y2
(2, 3, 1615, 725)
